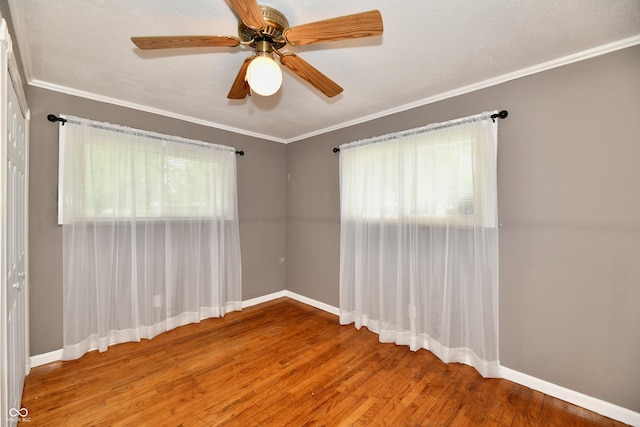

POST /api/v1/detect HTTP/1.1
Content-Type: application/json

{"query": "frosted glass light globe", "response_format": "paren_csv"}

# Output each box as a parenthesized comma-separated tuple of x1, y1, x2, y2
(246, 56, 283, 96)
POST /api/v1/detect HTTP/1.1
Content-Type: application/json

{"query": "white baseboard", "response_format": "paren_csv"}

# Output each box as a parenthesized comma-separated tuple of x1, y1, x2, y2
(30, 349, 63, 368)
(242, 290, 339, 316)
(500, 367, 639, 426)
(242, 290, 288, 308)
(283, 290, 340, 316)
(29, 293, 638, 426)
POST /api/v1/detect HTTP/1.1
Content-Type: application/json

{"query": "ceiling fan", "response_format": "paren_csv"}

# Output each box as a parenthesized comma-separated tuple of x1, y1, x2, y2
(131, 0, 383, 99)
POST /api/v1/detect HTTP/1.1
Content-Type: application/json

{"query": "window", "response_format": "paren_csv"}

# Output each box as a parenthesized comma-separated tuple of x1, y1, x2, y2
(58, 117, 236, 223)
(340, 118, 497, 227)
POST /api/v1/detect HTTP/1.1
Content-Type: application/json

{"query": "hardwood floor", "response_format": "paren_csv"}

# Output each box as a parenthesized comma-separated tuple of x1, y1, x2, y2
(21, 298, 626, 426)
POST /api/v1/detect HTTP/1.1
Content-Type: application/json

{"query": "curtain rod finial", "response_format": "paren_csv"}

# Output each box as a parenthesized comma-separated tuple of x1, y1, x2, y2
(490, 110, 508, 122)
(47, 114, 67, 125)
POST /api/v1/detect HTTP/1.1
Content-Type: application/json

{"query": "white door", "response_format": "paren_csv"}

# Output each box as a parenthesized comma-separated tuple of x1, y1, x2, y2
(5, 72, 28, 425)
(1, 18, 30, 427)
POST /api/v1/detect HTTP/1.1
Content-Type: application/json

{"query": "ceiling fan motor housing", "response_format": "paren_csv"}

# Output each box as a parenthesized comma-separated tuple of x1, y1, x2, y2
(238, 5, 289, 49)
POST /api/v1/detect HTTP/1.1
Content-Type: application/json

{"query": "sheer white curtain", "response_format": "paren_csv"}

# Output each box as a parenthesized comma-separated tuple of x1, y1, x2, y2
(59, 116, 242, 360)
(339, 112, 499, 377)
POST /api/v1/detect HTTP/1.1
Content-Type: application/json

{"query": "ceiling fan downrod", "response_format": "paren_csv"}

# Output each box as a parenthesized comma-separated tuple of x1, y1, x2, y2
(254, 39, 275, 57)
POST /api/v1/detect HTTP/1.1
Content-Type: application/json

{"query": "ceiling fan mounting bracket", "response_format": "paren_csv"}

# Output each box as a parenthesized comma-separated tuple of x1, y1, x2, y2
(238, 5, 289, 49)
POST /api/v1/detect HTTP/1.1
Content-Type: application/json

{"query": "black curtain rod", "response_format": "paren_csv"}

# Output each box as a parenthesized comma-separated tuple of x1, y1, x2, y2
(46, 114, 245, 156)
(332, 110, 509, 153)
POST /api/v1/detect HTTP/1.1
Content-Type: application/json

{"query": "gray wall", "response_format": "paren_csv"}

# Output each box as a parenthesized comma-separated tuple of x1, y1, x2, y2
(286, 46, 640, 412)
(28, 87, 287, 355)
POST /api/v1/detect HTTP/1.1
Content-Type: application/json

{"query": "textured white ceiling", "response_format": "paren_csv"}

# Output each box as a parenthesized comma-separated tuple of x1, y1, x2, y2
(8, 0, 640, 142)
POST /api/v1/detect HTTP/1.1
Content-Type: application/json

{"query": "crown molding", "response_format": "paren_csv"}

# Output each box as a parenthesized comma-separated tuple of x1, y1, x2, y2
(29, 79, 287, 144)
(24, 34, 640, 144)
(288, 35, 640, 143)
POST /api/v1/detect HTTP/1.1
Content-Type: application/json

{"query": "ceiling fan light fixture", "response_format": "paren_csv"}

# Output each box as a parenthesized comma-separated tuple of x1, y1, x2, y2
(246, 55, 282, 96)
(246, 40, 282, 96)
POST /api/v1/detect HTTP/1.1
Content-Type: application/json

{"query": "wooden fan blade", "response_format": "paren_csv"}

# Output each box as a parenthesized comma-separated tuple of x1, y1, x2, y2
(229, 0, 264, 30)
(283, 10, 383, 46)
(131, 35, 241, 50)
(227, 57, 253, 100)
(279, 53, 343, 98)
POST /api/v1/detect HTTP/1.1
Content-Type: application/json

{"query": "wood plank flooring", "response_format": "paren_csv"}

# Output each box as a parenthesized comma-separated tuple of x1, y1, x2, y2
(21, 298, 627, 426)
